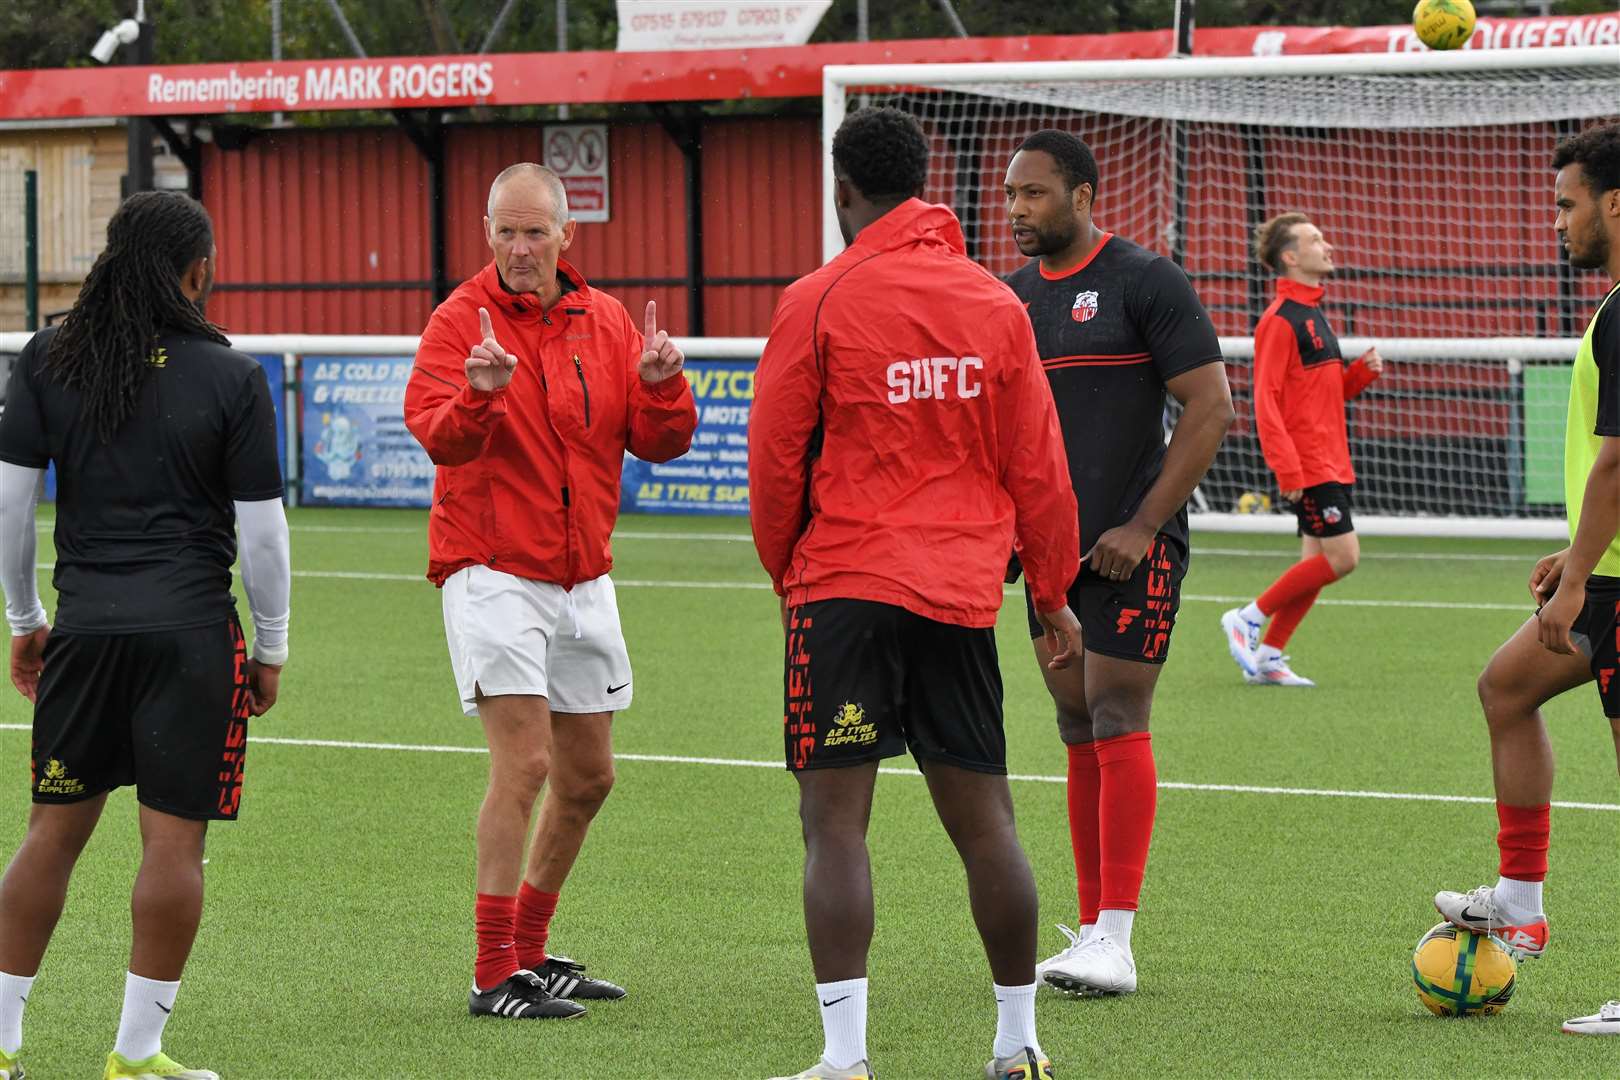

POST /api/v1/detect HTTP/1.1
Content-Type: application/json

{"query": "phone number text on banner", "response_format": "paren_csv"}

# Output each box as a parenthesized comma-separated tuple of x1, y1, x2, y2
(621, 359, 751, 516)
(300, 356, 434, 507)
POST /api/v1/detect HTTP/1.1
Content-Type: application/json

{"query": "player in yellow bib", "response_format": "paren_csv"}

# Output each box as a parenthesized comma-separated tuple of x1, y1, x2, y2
(1430, 122, 1620, 1037)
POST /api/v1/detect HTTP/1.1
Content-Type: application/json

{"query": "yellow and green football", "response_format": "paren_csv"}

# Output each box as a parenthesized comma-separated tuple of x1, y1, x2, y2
(1413, 0, 1477, 51)
(1412, 922, 1516, 1017)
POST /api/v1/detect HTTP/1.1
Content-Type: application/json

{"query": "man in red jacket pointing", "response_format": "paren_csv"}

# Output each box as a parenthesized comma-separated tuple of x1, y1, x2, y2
(404, 163, 696, 1021)
(751, 107, 1081, 1080)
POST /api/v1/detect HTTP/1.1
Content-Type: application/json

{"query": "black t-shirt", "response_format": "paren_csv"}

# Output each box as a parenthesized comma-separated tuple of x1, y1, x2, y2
(1005, 234, 1223, 556)
(0, 325, 282, 634)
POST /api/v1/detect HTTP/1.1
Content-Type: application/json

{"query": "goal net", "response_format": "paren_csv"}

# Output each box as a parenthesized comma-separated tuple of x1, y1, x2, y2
(823, 48, 1620, 536)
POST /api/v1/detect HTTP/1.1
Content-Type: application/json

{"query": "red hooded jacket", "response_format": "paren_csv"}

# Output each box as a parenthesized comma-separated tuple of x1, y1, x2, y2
(1252, 277, 1379, 491)
(749, 199, 1079, 629)
(405, 259, 697, 588)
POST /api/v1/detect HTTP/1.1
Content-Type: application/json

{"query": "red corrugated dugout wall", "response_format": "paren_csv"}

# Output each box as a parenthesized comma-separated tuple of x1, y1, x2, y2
(702, 117, 821, 335)
(203, 129, 434, 335)
(200, 115, 1600, 341)
(202, 116, 821, 337)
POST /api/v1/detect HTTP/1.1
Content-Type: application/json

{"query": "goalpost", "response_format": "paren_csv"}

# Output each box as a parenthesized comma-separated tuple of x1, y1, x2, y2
(822, 47, 1620, 539)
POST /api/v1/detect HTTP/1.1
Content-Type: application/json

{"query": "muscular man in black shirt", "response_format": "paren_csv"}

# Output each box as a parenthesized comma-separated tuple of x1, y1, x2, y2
(1003, 130, 1233, 999)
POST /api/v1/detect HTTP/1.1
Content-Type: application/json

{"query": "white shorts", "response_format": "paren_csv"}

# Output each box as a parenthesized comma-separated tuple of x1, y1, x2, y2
(441, 566, 633, 717)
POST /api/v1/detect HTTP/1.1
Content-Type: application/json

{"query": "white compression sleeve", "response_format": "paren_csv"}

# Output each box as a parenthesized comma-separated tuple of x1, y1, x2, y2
(234, 497, 290, 666)
(0, 462, 47, 636)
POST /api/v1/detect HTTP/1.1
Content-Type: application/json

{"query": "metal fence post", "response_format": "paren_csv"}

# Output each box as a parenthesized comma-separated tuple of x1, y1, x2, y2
(283, 352, 301, 507)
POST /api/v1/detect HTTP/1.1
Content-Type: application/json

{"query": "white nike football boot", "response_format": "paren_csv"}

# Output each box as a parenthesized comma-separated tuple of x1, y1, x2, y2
(1562, 1000, 1620, 1036)
(1041, 934, 1136, 996)
(1433, 884, 1548, 958)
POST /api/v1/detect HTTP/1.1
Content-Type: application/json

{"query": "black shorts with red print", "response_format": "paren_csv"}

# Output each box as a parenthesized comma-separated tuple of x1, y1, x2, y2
(1573, 575, 1620, 719)
(30, 616, 251, 820)
(1024, 532, 1187, 665)
(783, 599, 1006, 774)
(1293, 481, 1355, 538)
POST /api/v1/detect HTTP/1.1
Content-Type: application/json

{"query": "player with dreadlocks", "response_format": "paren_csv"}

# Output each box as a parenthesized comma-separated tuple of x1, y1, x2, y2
(0, 191, 291, 1080)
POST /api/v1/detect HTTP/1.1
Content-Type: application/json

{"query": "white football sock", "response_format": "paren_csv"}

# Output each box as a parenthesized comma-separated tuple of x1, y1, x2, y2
(1256, 643, 1283, 663)
(113, 972, 179, 1061)
(815, 977, 868, 1070)
(1095, 908, 1136, 948)
(0, 971, 34, 1056)
(1079, 922, 1095, 944)
(1240, 601, 1265, 624)
(1495, 876, 1544, 919)
(992, 981, 1041, 1060)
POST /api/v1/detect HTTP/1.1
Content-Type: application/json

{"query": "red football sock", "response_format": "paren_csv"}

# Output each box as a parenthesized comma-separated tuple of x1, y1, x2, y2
(514, 882, 561, 970)
(1065, 741, 1101, 925)
(1262, 588, 1322, 650)
(1496, 803, 1550, 882)
(474, 892, 520, 990)
(1095, 732, 1156, 912)
(1256, 555, 1337, 618)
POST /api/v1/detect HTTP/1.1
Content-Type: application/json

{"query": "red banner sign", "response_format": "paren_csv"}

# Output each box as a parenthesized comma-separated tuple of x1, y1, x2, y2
(0, 14, 1613, 122)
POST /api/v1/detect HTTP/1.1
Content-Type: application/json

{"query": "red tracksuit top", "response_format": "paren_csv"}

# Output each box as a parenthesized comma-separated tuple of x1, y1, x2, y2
(1252, 277, 1379, 491)
(404, 259, 697, 588)
(748, 199, 1080, 628)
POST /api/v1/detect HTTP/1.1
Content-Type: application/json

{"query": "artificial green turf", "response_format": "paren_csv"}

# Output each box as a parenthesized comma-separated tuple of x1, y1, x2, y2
(2, 508, 1616, 1078)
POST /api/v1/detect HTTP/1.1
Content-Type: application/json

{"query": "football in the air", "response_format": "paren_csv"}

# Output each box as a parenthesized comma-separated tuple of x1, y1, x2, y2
(1412, 922, 1516, 1017)
(1412, 0, 1477, 50)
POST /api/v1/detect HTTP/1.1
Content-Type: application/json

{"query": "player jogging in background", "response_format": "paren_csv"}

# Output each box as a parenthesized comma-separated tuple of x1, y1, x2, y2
(751, 107, 1082, 1080)
(1431, 122, 1620, 1038)
(1002, 129, 1234, 999)
(405, 163, 696, 1022)
(1220, 213, 1385, 687)
(0, 191, 290, 1080)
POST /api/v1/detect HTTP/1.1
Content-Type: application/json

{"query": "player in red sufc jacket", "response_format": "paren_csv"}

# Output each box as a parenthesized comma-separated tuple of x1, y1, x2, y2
(751, 108, 1080, 1080)
(404, 163, 695, 1021)
(1221, 212, 1384, 688)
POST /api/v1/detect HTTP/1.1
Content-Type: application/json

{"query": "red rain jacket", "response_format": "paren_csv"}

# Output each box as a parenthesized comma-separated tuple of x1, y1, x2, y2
(1253, 277, 1379, 491)
(749, 199, 1079, 628)
(405, 259, 696, 588)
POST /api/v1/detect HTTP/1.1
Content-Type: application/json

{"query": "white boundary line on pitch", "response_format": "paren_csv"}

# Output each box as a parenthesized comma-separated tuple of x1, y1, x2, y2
(0, 724, 1610, 813)
(31, 523, 1544, 561)
(29, 563, 1531, 612)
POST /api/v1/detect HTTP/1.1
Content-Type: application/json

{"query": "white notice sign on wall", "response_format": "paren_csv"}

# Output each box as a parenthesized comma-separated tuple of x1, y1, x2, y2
(543, 124, 609, 224)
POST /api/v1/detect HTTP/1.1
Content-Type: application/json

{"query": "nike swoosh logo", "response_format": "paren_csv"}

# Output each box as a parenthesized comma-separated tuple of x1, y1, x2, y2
(607, 682, 630, 694)
(155, 1001, 172, 1014)
(821, 995, 850, 1007)
(1460, 906, 1492, 923)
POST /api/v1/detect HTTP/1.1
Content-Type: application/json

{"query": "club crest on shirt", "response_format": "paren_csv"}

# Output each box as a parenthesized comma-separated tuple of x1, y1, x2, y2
(1071, 290, 1099, 323)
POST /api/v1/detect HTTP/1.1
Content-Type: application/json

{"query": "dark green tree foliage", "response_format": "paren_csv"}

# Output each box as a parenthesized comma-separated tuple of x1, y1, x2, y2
(3, 0, 1607, 72)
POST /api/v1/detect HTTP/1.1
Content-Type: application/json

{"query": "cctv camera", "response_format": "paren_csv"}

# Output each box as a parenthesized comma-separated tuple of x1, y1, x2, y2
(90, 30, 120, 64)
(90, 18, 141, 64)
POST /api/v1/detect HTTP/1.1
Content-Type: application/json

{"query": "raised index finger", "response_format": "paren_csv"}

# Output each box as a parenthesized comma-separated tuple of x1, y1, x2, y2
(479, 306, 495, 342)
(644, 300, 658, 343)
